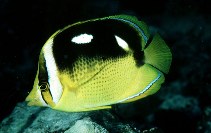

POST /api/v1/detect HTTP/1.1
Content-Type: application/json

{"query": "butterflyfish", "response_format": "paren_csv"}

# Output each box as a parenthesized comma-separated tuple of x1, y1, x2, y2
(26, 15, 172, 112)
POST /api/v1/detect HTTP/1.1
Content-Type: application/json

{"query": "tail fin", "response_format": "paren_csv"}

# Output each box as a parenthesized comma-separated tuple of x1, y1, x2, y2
(144, 34, 172, 74)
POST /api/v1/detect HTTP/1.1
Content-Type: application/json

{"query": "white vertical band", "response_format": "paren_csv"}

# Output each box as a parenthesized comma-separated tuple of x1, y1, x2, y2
(43, 37, 63, 104)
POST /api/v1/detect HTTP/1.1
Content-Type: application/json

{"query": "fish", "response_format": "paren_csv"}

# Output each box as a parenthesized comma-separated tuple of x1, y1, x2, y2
(25, 15, 172, 112)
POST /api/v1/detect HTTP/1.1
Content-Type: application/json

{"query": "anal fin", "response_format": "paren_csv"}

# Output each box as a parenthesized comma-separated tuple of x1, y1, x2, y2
(119, 64, 165, 103)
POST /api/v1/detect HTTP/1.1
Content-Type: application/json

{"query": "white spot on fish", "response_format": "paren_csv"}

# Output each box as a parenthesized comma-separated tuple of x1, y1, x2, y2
(71, 33, 93, 44)
(115, 35, 130, 51)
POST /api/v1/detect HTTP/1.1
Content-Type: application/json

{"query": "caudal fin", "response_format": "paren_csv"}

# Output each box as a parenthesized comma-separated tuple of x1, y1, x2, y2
(144, 34, 172, 74)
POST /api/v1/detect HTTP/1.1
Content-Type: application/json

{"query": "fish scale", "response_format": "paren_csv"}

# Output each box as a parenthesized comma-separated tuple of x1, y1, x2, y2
(78, 54, 137, 107)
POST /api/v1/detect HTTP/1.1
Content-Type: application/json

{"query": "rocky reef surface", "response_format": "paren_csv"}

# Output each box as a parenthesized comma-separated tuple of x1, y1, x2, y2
(0, 102, 140, 133)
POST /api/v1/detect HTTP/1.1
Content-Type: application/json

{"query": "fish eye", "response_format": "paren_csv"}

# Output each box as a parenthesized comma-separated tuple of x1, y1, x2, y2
(39, 82, 49, 91)
(71, 33, 93, 44)
(38, 82, 55, 107)
(114, 35, 130, 51)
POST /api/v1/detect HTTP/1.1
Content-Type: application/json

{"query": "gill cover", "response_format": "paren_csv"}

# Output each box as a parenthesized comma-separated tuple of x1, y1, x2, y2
(26, 15, 172, 112)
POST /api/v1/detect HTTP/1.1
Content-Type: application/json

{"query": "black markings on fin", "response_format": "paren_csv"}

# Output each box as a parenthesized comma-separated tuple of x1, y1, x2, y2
(111, 18, 148, 43)
(144, 35, 153, 50)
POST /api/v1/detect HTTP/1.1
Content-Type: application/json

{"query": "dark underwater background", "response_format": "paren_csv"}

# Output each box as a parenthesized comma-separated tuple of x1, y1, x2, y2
(0, 0, 210, 132)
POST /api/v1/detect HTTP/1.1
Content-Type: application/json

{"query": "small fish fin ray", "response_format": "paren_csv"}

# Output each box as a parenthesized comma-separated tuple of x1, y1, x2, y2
(121, 64, 165, 103)
(144, 34, 172, 74)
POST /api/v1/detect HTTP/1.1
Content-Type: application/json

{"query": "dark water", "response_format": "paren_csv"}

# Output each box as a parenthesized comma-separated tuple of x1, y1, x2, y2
(0, 0, 210, 132)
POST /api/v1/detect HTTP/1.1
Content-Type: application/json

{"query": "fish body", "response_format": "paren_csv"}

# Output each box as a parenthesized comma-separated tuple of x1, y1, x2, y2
(26, 15, 172, 112)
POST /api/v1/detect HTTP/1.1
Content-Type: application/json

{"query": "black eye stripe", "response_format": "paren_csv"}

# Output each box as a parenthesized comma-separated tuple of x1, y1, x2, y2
(38, 51, 53, 104)
(39, 82, 54, 105)
(38, 52, 49, 84)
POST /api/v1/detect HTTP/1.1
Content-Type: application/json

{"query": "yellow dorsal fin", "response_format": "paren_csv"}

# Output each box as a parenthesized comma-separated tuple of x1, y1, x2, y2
(144, 34, 172, 74)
